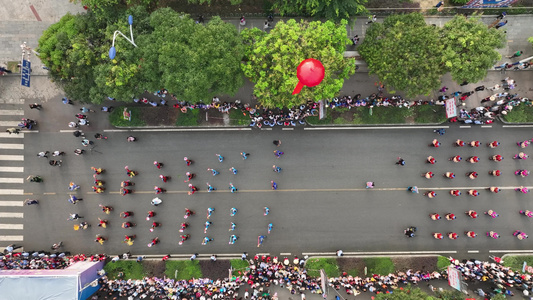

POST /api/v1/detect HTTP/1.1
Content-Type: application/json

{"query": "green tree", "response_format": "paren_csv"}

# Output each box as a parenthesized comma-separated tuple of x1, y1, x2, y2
(37, 12, 105, 102)
(145, 9, 244, 101)
(274, 0, 367, 23)
(186, 0, 242, 5)
(359, 13, 445, 97)
(442, 15, 505, 84)
(241, 19, 355, 108)
(69, 0, 158, 18)
(374, 285, 435, 300)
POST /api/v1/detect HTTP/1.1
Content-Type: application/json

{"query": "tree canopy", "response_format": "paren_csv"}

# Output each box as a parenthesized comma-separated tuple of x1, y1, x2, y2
(274, 0, 367, 23)
(241, 19, 356, 108)
(359, 13, 507, 96)
(38, 8, 244, 104)
(358, 13, 445, 97)
(441, 15, 505, 84)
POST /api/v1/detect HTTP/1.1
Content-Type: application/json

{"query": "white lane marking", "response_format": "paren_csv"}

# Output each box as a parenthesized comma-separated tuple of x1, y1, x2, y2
(481, 125, 492, 128)
(282, 128, 294, 131)
(0, 212, 24, 218)
(261, 128, 273, 131)
(0, 224, 23, 229)
(0, 110, 24, 115)
(468, 250, 479, 253)
(0, 235, 23, 241)
(303, 250, 457, 256)
(459, 126, 471, 128)
(0, 167, 24, 172)
(305, 126, 450, 130)
(280, 253, 292, 255)
(503, 125, 533, 128)
(0, 178, 23, 183)
(0, 133, 24, 138)
(0, 201, 23, 206)
(0, 190, 24, 195)
(104, 128, 252, 132)
(0, 155, 23, 161)
(0, 121, 21, 127)
(489, 250, 533, 253)
(0, 143, 24, 149)
(59, 130, 77, 133)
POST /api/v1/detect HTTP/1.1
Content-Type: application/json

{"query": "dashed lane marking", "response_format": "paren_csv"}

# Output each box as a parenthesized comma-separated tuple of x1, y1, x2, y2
(481, 125, 492, 128)
(459, 126, 471, 128)
(282, 128, 294, 131)
(468, 250, 480, 253)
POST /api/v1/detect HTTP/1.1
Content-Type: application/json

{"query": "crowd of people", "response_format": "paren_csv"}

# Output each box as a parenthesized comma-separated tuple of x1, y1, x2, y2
(135, 76, 531, 129)
(0, 248, 106, 270)
(90, 254, 533, 299)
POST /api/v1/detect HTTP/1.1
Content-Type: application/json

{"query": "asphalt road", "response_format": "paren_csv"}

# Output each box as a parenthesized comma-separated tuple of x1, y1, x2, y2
(13, 124, 533, 257)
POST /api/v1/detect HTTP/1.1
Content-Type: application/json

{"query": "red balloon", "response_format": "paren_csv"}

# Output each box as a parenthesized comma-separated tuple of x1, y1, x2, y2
(292, 58, 325, 95)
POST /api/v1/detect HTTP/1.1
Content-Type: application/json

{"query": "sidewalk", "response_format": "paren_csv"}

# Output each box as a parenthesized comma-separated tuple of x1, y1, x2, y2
(1, 1, 532, 125)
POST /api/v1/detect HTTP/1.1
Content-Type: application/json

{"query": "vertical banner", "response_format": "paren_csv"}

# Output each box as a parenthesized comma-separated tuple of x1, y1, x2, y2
(21, 60, 31, 87)
(320, 269, 328, 297)
(445, 97, 457, 118)
(447, 265, 461, 292)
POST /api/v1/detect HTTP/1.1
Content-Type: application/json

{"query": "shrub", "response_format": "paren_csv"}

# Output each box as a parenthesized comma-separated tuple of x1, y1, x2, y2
(165, 260, 202, 280)
(109, 106, 146, 127)
(305, 258, 340, 277)
(176, 109, 200, 126)
(104, 261, 146, 279)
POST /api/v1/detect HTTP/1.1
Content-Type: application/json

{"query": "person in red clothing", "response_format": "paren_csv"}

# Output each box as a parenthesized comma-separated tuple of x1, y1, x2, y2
(470, 140, 480, 147)
(445, 213, 456, 220)
(490, 154, 503, 161)
(455, 139, 465, 147)
(427, 156, 436, 164)
(450, 190, 461, 196)
(448, 232, 458, 240)
(433, 233, 443, 239)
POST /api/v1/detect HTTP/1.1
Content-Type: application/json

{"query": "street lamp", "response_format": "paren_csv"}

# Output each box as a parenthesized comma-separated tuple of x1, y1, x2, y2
(109, 15, 137, 59)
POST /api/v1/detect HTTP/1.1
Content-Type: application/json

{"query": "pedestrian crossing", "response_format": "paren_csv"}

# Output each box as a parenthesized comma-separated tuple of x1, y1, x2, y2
(0, 99, 25, 251)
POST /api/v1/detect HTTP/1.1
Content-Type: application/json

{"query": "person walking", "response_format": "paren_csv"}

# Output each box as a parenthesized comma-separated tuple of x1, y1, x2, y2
(29, 103, 42, 110)
(396, 157, 405, 166)
(495, 20, 508, 29)
(24, 199, 39, 205)
(366, 15, 376, 24)
(240, 152, 249, 160)
(273, 140, 281, 147)
(507, 51, 523, 59)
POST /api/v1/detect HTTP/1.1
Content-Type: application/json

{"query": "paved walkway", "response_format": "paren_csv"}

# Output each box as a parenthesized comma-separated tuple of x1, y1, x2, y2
(0, 1, 531, 111)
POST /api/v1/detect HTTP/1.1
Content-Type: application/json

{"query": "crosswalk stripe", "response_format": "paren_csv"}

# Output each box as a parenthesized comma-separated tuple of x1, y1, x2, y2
(0, 201, 23, 206)
(0, 133, 24, 138)
(0, 190, 24, 195)
(0, 224, 23, 229)
(0, 212, 24, 218)
(0, 99, 24, 104)
(0, 178, 23, 183)
(0, 235, 24, 241)
(0, 110, 24, 115)
(0, 155, 23, 161)
(0, 121, 21, 127)
(0, 167, 24, 172)
(0, 143, 23, 149)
